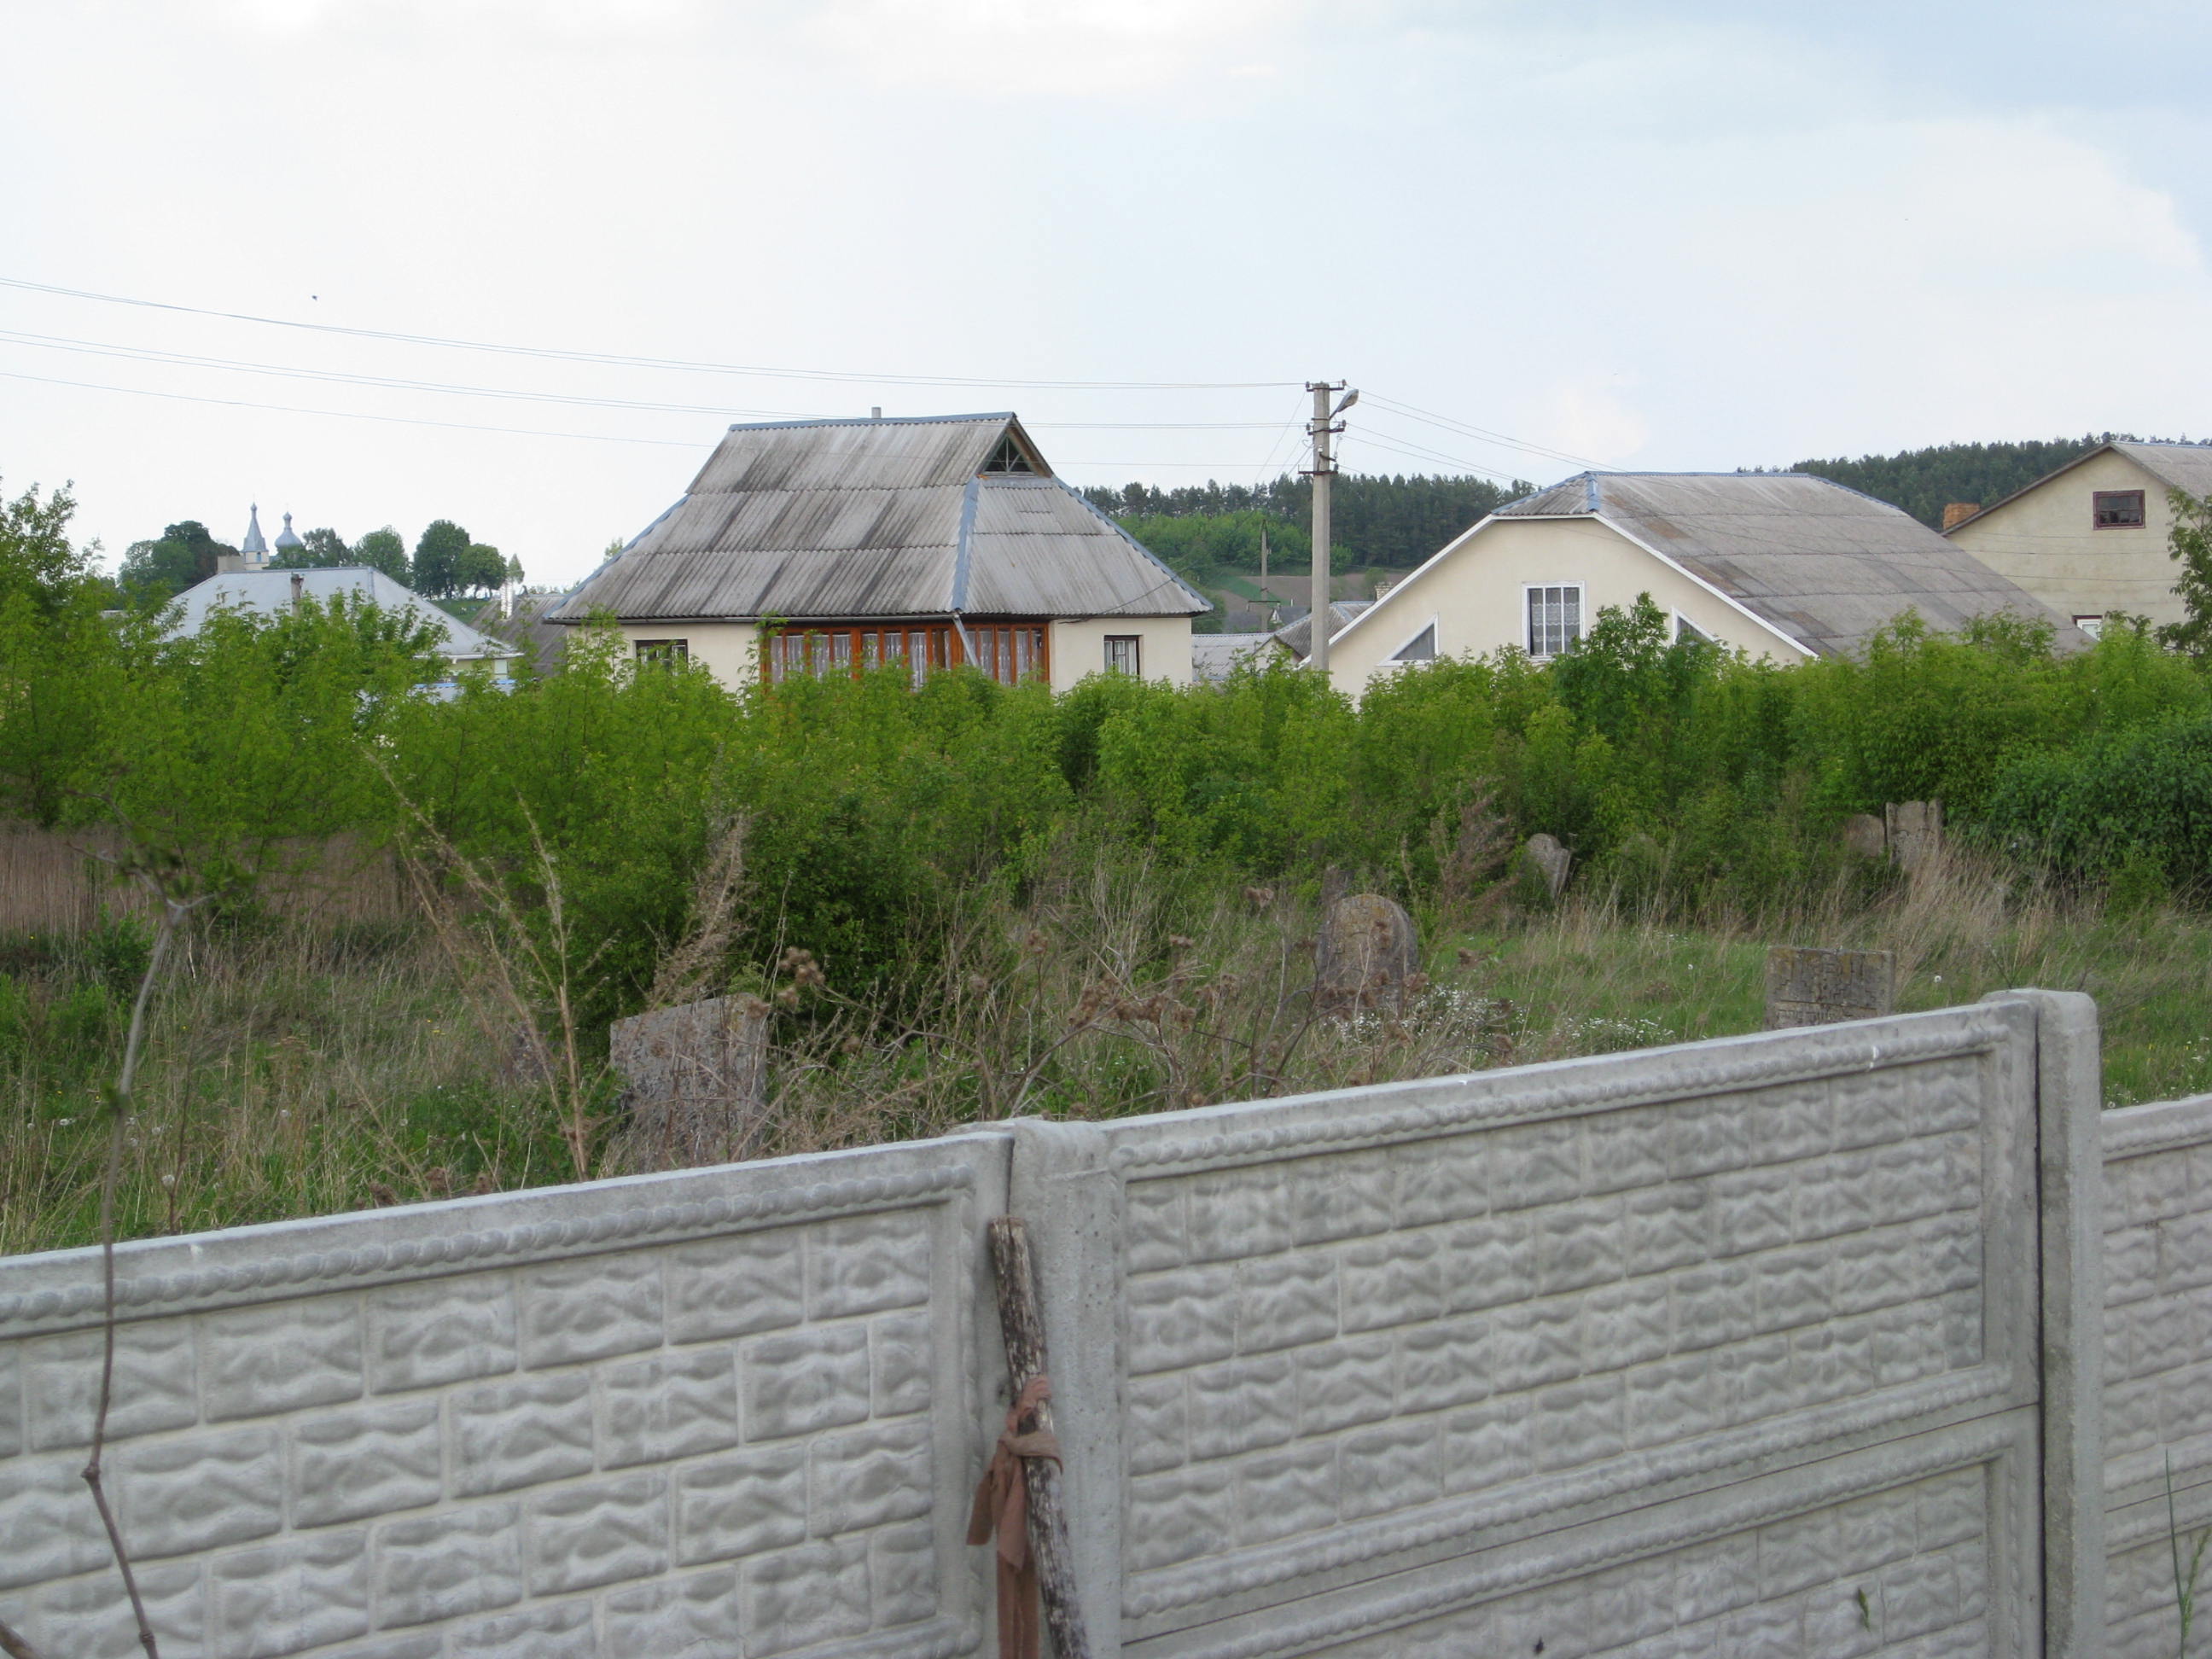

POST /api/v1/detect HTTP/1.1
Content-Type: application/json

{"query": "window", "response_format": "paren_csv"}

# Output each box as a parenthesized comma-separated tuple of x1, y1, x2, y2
(1390, 622, 1437, 662)
(763, 621, 1045, 688)
(635, 638, 688, 667)
(2094, 490, 2146, 528)
(2074, 614, 2105, 640)
(1525, 585, 1582, 658)
(1104, 636, 1141, 675)
(1675, 614, 1711, 645)
(981, 434, 1038, 474)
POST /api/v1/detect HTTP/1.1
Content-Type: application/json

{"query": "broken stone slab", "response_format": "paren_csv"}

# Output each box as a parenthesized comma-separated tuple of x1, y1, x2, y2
(1885, 800, 1942, 875)
(1524, 834, 1573, 900)
(608, 993, 771, 1170)
(1316, 893, 1420, 1012)
(1764, 946, 1895, 1029)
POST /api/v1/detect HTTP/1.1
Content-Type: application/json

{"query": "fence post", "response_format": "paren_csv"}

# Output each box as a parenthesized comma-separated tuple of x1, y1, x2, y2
(1988, 988, 2105, 1656)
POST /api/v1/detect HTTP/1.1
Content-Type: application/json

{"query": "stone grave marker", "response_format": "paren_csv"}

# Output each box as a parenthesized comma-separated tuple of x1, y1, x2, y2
(1524, 833, 1573, 899)
(608, 992, 771, 1169)
(1316, 893, 1420, 1012)
(1885, 799, 1943, 874)
(1764, 945, 1895, 1028)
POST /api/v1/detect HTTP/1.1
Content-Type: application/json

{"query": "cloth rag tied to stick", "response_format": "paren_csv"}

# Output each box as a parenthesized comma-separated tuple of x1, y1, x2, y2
(968, 1375, 1062, 1659)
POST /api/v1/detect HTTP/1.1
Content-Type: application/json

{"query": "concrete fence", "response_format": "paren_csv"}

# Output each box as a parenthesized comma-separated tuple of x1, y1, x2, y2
(0, 990, 2198, 1657)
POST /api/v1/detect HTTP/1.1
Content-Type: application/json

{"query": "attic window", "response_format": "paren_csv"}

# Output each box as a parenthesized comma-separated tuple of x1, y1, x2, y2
(981, 434, 1038, 474)
(1391, 623, 1437, 662)
(2094, 490, 2145, 528)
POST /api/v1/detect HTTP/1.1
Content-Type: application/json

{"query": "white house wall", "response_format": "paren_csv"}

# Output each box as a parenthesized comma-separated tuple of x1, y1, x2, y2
(1947, 449, 2186, 631)
(1328, 517, 1811, 699)
(1049, 617, 1194, 693)
(614, 621, 761, 689)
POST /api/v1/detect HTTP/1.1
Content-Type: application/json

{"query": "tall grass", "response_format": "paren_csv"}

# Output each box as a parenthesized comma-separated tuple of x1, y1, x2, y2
(9, 834, 2209, 1256)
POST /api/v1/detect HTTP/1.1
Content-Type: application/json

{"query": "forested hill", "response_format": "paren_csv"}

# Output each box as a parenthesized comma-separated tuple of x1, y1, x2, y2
(1788, 434, 2164, 528)
(1082, 472, 1534, 573)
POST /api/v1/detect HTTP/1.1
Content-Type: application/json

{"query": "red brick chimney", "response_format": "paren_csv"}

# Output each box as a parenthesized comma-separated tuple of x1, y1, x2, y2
(1941, 502, 1981, 530)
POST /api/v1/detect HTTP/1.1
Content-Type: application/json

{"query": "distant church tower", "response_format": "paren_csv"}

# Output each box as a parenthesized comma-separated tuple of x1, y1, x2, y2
(274, 512, 305, 559)
(240, 504, 271, 569)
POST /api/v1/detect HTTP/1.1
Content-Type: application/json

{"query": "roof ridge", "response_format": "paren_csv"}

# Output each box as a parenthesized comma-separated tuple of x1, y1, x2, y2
(720, 411, 1016, 433)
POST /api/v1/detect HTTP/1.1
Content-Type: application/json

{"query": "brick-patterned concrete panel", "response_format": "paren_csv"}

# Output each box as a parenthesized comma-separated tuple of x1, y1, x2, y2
(0, 1136, 996, 1659)
(2102, 1094, 2212, 1652)
(1117, 1068, 2003, 1620)
(1037, 1004, 2042, 1650)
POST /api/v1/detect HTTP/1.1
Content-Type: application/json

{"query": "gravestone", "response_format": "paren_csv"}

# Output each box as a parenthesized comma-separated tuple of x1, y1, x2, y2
(1839, 812, 1887, 860)
(1764, 945, 1895, 1028)
(1885, 799, 1943, 874)
(1316, 893, 1420, 1012)
(608, 992, 771, 1169)
(1524, 833, 1573, 900)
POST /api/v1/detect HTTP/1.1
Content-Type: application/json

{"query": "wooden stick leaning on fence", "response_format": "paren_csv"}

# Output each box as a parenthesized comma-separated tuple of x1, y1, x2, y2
(971, 1216, 1090, 1659)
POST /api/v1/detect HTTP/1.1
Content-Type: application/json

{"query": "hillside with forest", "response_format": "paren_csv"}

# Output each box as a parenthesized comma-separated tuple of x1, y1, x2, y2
(1084, 472, 1532, 579)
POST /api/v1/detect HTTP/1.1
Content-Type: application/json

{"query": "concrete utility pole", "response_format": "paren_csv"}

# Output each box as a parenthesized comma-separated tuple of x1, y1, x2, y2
(1304, 381, 1355, 675)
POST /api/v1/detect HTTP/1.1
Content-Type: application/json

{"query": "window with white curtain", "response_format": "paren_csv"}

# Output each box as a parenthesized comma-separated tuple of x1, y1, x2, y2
(1525, 585, 1583, 658)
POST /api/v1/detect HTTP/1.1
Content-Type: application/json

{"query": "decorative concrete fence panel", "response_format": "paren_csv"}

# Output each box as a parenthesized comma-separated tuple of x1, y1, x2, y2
(0, 1134, 1009, 1659)
(0, 993, 2135, 1656)
(2101, 1092, 2212, 1659)
(1011, 998, 2077, 1657)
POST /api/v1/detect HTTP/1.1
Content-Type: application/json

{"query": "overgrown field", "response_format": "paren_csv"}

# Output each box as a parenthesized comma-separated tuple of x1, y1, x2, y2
(11, 484, 2212, 1252)
(3, 841, 2207, 1255)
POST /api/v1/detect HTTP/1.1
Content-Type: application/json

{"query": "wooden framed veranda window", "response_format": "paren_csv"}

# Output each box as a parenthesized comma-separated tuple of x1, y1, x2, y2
(762, 620, 1050, 689)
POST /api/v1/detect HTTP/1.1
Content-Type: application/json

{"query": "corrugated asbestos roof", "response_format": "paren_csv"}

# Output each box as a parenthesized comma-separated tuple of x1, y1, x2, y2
(550, 413, 1208, 624)
(1487, 472, 2086, 657)
(1272, 600, 1372, 661)
(1944, 439, 2212, 533)
(1191, 632, 1287, 681)
(168, 567, 517, 660)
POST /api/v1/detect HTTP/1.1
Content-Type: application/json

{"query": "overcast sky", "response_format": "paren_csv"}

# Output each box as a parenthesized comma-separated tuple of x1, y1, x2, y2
(5, 0, 2209, 584)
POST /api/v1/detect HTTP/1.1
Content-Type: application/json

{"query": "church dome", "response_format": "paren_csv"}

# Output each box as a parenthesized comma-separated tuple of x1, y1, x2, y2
(274, 511, 305, 550)
(241, 504, 269, 559)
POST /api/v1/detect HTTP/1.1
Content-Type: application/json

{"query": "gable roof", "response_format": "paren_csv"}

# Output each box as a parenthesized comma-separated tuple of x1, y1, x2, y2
(548, 413, 1208, 625)
(1429, 470, 2083, 658)
(169, 567, 518, 661)
(1943, 439, 2212, 533)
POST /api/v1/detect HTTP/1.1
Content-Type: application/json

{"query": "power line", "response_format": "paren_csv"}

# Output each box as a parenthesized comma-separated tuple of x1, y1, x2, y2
(0, 368, 1289, 469)
(1364, 391, 1619, 472)
(0, 275, 1301, 393)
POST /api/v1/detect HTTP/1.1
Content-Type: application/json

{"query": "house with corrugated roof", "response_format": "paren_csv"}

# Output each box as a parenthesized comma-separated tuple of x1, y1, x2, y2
(1942, 439, 2212, 636)
(547, 413, 1210, 690)
(1322, 470, 2084, 698)
(169, 566, 521, 696)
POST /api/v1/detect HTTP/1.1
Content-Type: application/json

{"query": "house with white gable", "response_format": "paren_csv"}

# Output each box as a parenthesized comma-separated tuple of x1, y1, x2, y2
(1322, 470, 2086, 698)
(1942, 439, 2212, 636)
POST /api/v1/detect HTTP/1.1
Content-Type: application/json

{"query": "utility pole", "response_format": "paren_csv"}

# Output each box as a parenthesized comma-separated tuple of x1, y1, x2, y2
(1304, 381, 1355, 675)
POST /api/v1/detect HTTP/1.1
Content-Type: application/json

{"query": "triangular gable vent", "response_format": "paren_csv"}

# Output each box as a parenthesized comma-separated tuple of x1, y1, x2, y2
(981, 432, 1040, 474)
(1392, 623, 1437, 661)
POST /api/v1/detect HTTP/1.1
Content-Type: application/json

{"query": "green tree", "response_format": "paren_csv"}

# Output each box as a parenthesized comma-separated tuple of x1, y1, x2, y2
(352, 526, 410, 584)
(118, 521, 236, 603)
(413, 520, 471, 597)
(0, 477, 98, 614)
(2159, 489, 2212, 658)
(459, 543, 507, 596)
